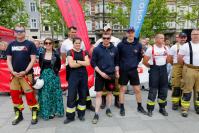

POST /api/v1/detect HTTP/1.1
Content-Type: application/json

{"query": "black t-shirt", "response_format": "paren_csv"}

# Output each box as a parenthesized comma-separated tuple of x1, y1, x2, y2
(67, 49, 88, 73)
(6, 40, 37, 73)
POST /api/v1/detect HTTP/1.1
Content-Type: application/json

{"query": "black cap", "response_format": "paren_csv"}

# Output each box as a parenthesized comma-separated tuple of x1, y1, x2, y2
(179, 32, 187, 37)
(127, 27, 135, 33)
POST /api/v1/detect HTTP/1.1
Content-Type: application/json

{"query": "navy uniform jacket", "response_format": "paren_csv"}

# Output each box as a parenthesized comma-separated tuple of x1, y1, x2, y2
(91, 42, 119, 74)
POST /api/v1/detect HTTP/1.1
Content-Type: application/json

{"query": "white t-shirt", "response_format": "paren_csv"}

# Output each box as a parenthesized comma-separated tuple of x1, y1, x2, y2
(169, 43, 182, 64)
(178, 41, 199, 66)
(145, 44, 168, 66)
(60, 38, 85, 54)
(94, 36, 121, 47)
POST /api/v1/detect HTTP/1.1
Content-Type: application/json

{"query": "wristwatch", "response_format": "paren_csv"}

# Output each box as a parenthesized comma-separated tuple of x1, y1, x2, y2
(76, 60, 78, 63)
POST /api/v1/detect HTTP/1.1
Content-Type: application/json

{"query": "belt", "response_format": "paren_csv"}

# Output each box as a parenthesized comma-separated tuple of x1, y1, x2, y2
(185, 64, 199, 69)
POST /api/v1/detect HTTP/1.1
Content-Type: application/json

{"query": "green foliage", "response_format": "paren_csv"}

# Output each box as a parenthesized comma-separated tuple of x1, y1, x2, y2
(180, 0, 199, 27)
(108, 0, 171, 37)
(0, 0, 28, 29)
(36, 0, 66, 34)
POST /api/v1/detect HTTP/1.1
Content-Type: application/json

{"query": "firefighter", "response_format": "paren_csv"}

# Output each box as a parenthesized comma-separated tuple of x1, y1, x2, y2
(6, 24, 39, 125)
(178, 29, 199, 117)
(168, 32, 187, 110)
(143, 34, 169, 117)
(64, 37, 90, 124)
(60, 26, 95, 111)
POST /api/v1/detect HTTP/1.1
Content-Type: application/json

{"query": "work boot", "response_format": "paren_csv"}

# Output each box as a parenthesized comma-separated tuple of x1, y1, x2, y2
(87, 105, 95, 112)
(78, 116, 85, 121)
(195, 106, 199, 114)
(63, 118, 75, 124)
(172, 103, 178, 110)
(92, 114, 99, 124)
(147, 110, 153, 117)
(114, 95, 120, 108)
(31, 107, 38, 125)
(100, 96, 106, 109)
(181, 110, 188, 117)
(12, 107, 23, 125)
(137, 106, 147, 115)
(159, 108, 168, 116)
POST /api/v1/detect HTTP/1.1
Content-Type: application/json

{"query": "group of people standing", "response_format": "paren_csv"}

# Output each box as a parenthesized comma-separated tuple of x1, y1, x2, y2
(5, 23, 199, 126)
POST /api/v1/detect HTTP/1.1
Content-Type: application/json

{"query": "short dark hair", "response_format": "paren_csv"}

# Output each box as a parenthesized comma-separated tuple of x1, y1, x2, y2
(102, 32, 111, 36)
(73, 37, 82, 44)
(15, 23, 26, 30)
(69, 26, 77, 31)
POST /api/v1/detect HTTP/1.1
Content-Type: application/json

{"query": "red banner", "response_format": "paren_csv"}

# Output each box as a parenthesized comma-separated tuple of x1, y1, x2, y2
(0, 26, 15, 42)
(0, 59, 94, 93)
(56, 0, 90, 50)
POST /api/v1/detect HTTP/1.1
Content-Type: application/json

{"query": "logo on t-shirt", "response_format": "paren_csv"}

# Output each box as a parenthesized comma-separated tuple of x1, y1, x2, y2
(12, 46, 28, 51)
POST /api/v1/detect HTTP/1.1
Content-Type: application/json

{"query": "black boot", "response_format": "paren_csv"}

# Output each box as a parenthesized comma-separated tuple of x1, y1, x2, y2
(100, 95, 106, 109)
(12, 107, 23, 125)
(159, 108, 168, 116)
(114, 95, 120, 108)
(64, 118, 75, 124)
(86, 100, 95, 112)
(147, 110, 153, 117)
(31, 107, 38, 125)
(172, 103, 179, 110)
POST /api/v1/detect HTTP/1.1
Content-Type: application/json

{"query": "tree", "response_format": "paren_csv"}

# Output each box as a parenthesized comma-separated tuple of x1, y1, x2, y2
(0, 0, 28, 29)
(36, 0, 67, 38)
(108, 0, 171, 37)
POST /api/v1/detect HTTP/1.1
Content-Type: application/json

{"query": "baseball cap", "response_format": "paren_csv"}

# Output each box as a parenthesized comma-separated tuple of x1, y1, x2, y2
(179, 32, 187, 37)
(103, 24, 111, 31)
(127, 27, 135, 33)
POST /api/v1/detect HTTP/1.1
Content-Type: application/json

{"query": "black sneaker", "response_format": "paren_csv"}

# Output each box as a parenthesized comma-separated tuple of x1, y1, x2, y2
(137, 106, 147, 115)
(172, 103, 178, 110)
(106, 109, 112, 117)
(147, 110, 153, 117)
(92, 114, 99, 124)
(159, 108, 168, 116)
(120, 108, 125, 116)
(63, 118, 75, 124)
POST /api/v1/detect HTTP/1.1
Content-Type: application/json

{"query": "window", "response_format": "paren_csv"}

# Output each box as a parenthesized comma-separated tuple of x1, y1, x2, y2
(31, 19, 37, 29)
(44, 25, 49, 31)
(86, 21, 92, 31)
(30, 2, 36, 12)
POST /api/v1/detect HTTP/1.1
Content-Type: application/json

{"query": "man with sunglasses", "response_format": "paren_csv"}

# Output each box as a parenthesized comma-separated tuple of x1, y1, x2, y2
(178, 29, 199, 117)
(60, 26, 95, 111)
(91, 32, 119, 124)
(94, 24, 121, 109)
(6, 24, 39, 125)
(117, 27, 147, 116)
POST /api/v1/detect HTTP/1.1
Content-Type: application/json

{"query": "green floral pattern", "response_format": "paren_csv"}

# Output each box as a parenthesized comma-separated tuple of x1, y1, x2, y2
(38, 68, 64, 120)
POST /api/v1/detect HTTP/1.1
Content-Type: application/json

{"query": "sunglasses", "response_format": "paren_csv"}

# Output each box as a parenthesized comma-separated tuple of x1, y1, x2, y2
(103, 37, 110, 40)
(15, 30, 25, 33)
(44, 42, 52, 45)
